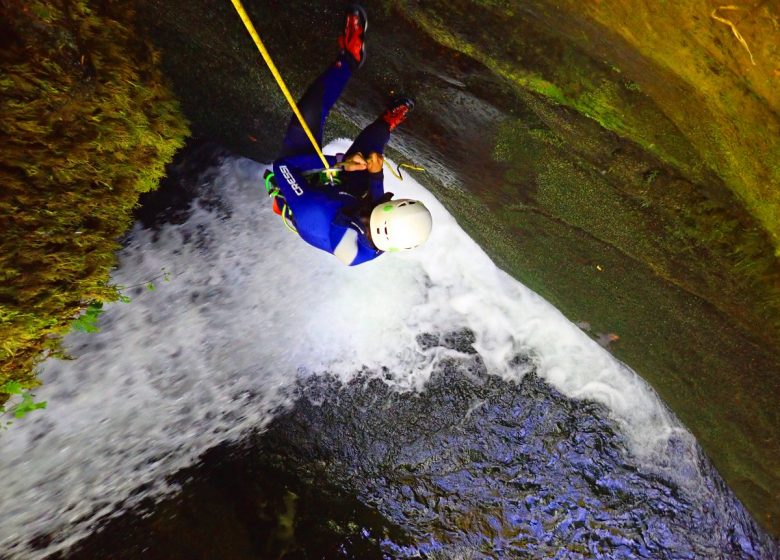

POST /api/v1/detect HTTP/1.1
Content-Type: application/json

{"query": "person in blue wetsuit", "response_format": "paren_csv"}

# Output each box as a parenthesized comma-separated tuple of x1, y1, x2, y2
(272, 4, 432, 266)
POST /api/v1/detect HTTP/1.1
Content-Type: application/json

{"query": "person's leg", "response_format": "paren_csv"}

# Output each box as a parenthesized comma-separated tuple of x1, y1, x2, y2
(341, 97, 414, 198)
(278, 54, 355, 159)
(344, 119, 391, 158)
(278, 5, 367, 159)
(344, 96, 414, 158)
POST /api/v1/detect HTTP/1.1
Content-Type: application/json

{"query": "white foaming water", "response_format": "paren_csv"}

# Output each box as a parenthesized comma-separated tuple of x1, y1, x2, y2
(0, 140, 693, 558)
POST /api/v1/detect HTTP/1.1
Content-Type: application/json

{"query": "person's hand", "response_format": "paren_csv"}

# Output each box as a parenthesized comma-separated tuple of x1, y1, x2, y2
(342, 152, 367, 172)
(365, 152, 384, 174)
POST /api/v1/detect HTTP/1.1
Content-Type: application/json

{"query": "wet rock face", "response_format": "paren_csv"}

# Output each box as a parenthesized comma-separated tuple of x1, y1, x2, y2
(63, 331, 778, 559)
(139, 0, 780, 534)
(258, 340, 775, 559)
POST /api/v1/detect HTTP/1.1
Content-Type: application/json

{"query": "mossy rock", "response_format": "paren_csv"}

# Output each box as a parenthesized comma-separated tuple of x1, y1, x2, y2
(0, 0, 189, 389)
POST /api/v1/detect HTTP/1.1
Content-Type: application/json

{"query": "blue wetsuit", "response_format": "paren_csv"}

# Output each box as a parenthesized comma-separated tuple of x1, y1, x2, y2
(273, 54, 392, 266)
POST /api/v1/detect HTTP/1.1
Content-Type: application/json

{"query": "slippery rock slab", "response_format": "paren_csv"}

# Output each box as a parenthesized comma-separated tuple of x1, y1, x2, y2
(138, 0, 780, 534)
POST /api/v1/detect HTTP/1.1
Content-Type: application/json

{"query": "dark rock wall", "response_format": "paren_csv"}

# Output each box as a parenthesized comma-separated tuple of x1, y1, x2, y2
(62, 359, 779, 558)
(139, 0, 779, 535)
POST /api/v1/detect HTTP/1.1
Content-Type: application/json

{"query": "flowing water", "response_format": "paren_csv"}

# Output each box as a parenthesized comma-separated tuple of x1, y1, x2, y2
(0, 141, 776, 559)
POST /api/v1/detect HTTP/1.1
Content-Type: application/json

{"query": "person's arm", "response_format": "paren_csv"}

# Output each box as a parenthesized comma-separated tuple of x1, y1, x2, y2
(340, 152, 385, 200)
(332, 228, 360, 265)
(364, 152, 385, 201)
(367, 169, 384, 202)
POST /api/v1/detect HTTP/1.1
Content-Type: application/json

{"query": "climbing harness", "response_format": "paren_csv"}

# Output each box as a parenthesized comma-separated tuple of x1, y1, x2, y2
(263, 169, 347, 234)
(307, 168, 344, 186)
(229, 0, 339, 181)
(304, 160, 424, 183)
(264, 171, 297, 233)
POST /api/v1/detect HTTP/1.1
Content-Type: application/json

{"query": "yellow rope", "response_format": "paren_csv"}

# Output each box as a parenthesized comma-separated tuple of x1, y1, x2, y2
(229, 0, 332, 170)
(384, 160, 425, 181)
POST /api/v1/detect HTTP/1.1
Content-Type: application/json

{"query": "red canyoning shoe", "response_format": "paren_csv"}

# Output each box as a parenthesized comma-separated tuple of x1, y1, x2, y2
(381, 96, 415, 131)
(338, 4, 368, 68)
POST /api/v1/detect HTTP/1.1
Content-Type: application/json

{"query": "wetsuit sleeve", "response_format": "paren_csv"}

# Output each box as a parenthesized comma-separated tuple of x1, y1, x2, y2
(368, 170, 384, 202)
(332, 210, 364, 233)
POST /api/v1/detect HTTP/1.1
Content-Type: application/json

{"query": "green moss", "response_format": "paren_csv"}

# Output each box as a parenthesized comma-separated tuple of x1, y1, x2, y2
(559, 0, 780, 253)
(0, 0, 189, 389)
(400, 1, 697, 178)
(492, 112, 780, 345)
(397, 0, 780, 256)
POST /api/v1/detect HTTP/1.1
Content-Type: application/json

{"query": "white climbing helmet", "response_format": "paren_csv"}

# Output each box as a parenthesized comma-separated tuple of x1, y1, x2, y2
(369, 198, 432, 252)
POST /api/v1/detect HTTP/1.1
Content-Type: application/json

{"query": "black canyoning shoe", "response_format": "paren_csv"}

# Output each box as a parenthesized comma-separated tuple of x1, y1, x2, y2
(381, 96, 414, 131)
(337, 4, 368, 68)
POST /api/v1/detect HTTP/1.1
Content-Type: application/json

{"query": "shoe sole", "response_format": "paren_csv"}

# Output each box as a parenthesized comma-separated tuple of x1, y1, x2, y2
(348, 4, 368, 67)
(388, 95, 415, 112)
(349, 4, 368, 32)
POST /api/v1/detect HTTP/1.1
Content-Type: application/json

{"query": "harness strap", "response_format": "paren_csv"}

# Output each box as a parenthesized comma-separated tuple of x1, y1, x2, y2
(264, 172, 297, 234)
